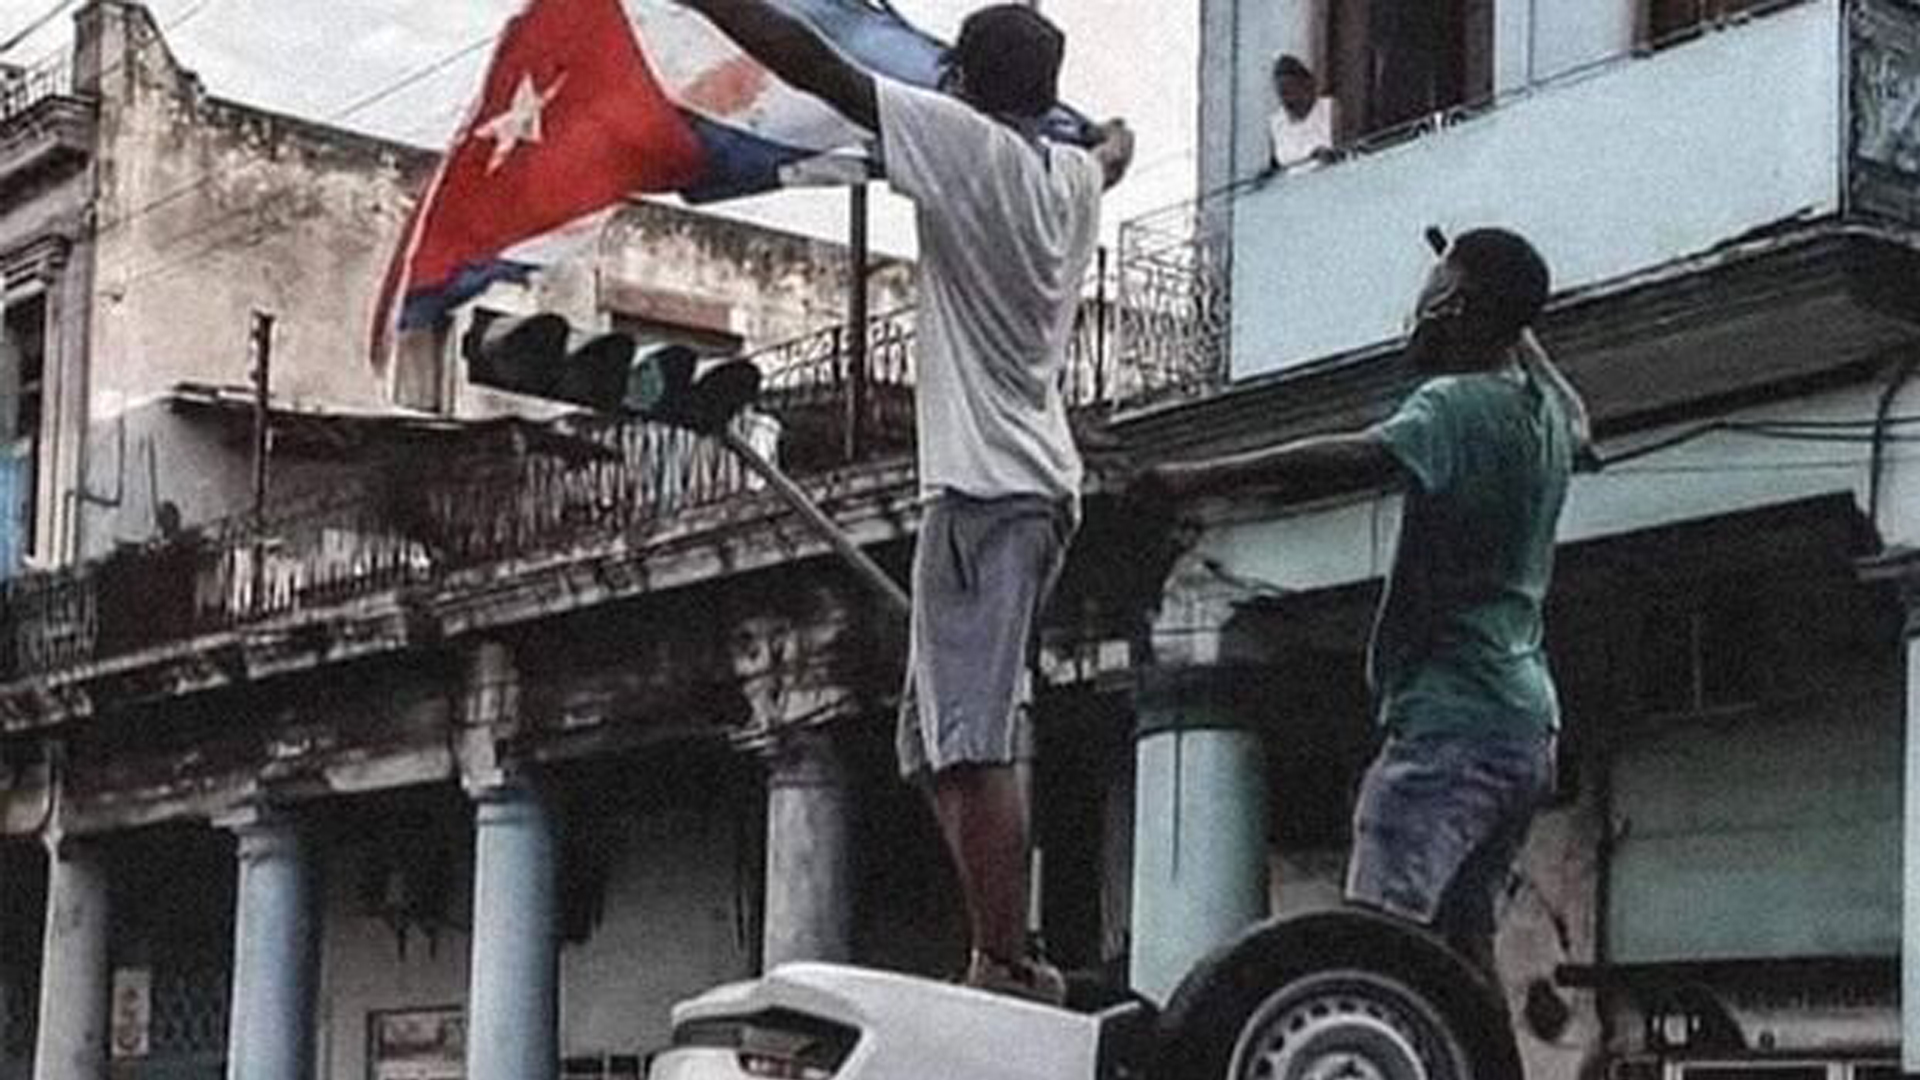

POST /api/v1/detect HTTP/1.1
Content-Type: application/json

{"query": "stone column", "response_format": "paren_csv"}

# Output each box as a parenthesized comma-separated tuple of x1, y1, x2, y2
(1128, 567, 1271, 1005)
(33, 839, 109, 1080)
(1129, 665, 1269, 1004)
(465, 780, 559, 1080)
(761, 732, 853, 969)
(223, 807, 317, 1080)
(457, 633, 557, 1080)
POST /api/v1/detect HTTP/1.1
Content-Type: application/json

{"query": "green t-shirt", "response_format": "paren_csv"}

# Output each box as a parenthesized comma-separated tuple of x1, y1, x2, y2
(1369, 371, 1573, 739)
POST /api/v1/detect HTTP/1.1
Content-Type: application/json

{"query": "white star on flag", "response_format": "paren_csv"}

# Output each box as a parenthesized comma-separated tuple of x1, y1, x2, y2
(474, 72, 568, 174)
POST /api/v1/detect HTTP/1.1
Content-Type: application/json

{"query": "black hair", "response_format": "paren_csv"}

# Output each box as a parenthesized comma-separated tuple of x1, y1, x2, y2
(1449, 228, 1551, 342)
(1274, 54, 1313, 83)
(948, 4, 1066, 118)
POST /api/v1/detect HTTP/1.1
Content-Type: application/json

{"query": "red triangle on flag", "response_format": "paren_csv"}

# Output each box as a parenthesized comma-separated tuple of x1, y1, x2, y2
(379, 0, 707, 357)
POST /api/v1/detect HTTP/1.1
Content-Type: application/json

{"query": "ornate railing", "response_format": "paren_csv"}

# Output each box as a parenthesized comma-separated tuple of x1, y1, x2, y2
(0, 269, 1220, 682)
(1113, 198, 1231, 403)
(0, 57, 74, 128)
(0, 411, 784, 678)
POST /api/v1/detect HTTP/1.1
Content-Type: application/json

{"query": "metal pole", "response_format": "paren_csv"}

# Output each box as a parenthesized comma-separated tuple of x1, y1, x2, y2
(249, 311, 275, 610)
(846, 184, 870, 462)
(719, 428, 910, 616)
(1094, 244, 1110, 405)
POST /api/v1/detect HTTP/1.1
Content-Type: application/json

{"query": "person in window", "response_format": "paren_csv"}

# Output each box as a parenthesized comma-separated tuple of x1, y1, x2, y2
(686, 0, 1135, 1006)
(1268, 54, 1336, 174)
(1143, 228, 1593, 981)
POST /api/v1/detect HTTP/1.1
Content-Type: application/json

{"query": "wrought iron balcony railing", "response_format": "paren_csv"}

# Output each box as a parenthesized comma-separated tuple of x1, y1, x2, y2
(0, 276, 1222, 685)
(0, 57, 74, 128)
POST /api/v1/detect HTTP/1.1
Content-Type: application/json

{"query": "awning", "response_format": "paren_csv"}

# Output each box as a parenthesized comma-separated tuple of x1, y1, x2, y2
(167, 382, 621, 465)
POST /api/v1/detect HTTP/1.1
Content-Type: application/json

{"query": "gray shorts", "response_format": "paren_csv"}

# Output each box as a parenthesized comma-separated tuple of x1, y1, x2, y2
(896, 493, 1074, 779)
(1345, 731, 1555, 958)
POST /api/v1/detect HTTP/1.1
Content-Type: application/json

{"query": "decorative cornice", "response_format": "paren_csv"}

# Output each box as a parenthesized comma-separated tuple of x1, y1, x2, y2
(2, 233, 74, 291)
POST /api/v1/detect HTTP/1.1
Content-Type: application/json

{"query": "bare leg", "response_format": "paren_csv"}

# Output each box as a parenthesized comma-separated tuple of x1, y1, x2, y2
(930, 763, 1030, 963)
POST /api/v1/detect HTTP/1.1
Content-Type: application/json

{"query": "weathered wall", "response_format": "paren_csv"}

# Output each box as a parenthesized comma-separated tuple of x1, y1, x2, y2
(72, 400, 376, 558)
(315, 809, 474, 1080)
(71, 1, 913, 554)
(557, 794, 759, 1059)
(312, 772, 758, 1080)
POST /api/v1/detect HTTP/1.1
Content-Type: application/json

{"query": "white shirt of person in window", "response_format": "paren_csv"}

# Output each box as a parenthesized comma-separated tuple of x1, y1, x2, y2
(1269, 54, 1336, 173)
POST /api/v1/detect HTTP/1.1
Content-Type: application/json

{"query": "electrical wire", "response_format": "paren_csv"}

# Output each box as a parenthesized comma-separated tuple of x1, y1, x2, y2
(0, 0, 83, 58)
(1597, 417, 1920, 470)
(97, 22, 509, 287)
(1601, 452, 1920, 477)
(325, 30, 498, 124)
(1868, 356, 1920, 531)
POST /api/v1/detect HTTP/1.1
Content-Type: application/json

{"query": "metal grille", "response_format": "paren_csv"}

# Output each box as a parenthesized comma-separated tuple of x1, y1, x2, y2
(145, 965, 228, 1057)
(1113, 197, 1232, 406)
(561, 1054, 645, 1079)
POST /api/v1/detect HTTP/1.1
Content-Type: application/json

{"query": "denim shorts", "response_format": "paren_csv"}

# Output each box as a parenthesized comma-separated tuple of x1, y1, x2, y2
(896, 493, 1074, 778)
(1345, 731, 1556, 942)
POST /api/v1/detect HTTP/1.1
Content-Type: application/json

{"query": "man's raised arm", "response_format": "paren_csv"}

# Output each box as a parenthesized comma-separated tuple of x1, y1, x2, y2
(683, 0, 878, 131)
(1146, 430, 1404, 502)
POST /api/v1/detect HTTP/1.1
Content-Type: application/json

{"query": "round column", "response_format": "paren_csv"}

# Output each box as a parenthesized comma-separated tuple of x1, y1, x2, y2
(224, 808, 317, 1080)
(761, 733, 853, 969)
(1129, 665, 1270, 1004)
(33, 838, 109, 1080)
(466, 782, 558, 1080)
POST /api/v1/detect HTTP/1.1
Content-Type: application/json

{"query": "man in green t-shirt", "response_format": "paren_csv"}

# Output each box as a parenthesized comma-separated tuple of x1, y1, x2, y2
(1146, 228, 1590, 978)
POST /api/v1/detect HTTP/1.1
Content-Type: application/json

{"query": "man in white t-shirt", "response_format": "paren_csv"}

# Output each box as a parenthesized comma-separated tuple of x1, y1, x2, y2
(687, 0, 1133, 1005)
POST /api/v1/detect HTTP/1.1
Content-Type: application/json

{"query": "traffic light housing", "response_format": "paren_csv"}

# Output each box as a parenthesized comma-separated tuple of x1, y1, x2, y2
(462, 311, 761, 433)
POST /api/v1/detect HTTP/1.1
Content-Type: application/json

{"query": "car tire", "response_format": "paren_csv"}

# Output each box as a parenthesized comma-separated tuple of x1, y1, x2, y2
(1148, 908, 1523, 1080)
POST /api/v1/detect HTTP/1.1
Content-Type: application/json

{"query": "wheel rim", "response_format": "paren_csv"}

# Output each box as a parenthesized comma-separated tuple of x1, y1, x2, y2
(1226, 968, 1473, 1080)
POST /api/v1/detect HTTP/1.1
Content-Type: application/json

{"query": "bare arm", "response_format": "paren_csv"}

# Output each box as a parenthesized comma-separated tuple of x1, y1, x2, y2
(1516, 329, 1598, 470)
(683, 0, 877, 131)
(1090, 119, 1135, 190)
(1149, 430, 1404, 501)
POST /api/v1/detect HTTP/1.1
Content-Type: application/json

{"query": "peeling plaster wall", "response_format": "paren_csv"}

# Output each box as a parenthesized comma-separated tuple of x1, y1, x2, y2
(558, 798, 758, 1060)
(73, 399, 379, 558)
(316, 821, 474, 1080)
(599, 201, 915, 351)
(313, 783, 755, 1080)
(83, 3, 425, 416)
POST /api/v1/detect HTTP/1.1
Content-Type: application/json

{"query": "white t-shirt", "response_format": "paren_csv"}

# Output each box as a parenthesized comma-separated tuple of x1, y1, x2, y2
(876, 79, 1100, 502)
(1270, 97, 1335, 170)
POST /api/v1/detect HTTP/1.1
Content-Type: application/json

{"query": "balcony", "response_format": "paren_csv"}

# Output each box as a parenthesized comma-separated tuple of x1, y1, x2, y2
(1213, 0, 1920, 378)
(0, 294, 1200, 699)
(0, 56, 91, 196)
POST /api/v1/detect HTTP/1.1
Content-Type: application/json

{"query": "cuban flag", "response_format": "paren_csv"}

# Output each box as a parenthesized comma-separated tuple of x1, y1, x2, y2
(370, 0, 1089, 365)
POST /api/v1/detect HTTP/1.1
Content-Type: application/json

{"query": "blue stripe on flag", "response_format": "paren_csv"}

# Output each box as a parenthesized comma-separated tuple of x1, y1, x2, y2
(680, 113, 876, 203)
(400, 259, 537, 330)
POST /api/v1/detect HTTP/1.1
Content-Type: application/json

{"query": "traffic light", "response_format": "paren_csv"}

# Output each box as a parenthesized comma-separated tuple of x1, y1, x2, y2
(462, 311, 761, 433)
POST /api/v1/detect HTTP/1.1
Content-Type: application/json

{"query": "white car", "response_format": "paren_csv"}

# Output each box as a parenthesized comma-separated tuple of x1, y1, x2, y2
(647, 908, 1521, 1080)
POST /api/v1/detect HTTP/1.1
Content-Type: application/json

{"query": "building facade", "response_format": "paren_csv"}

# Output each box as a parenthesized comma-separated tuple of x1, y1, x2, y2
(11, 2, 1919, 1080)
(0, 5, 1009, 1080)
(1131, 1, 1920, 1078)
